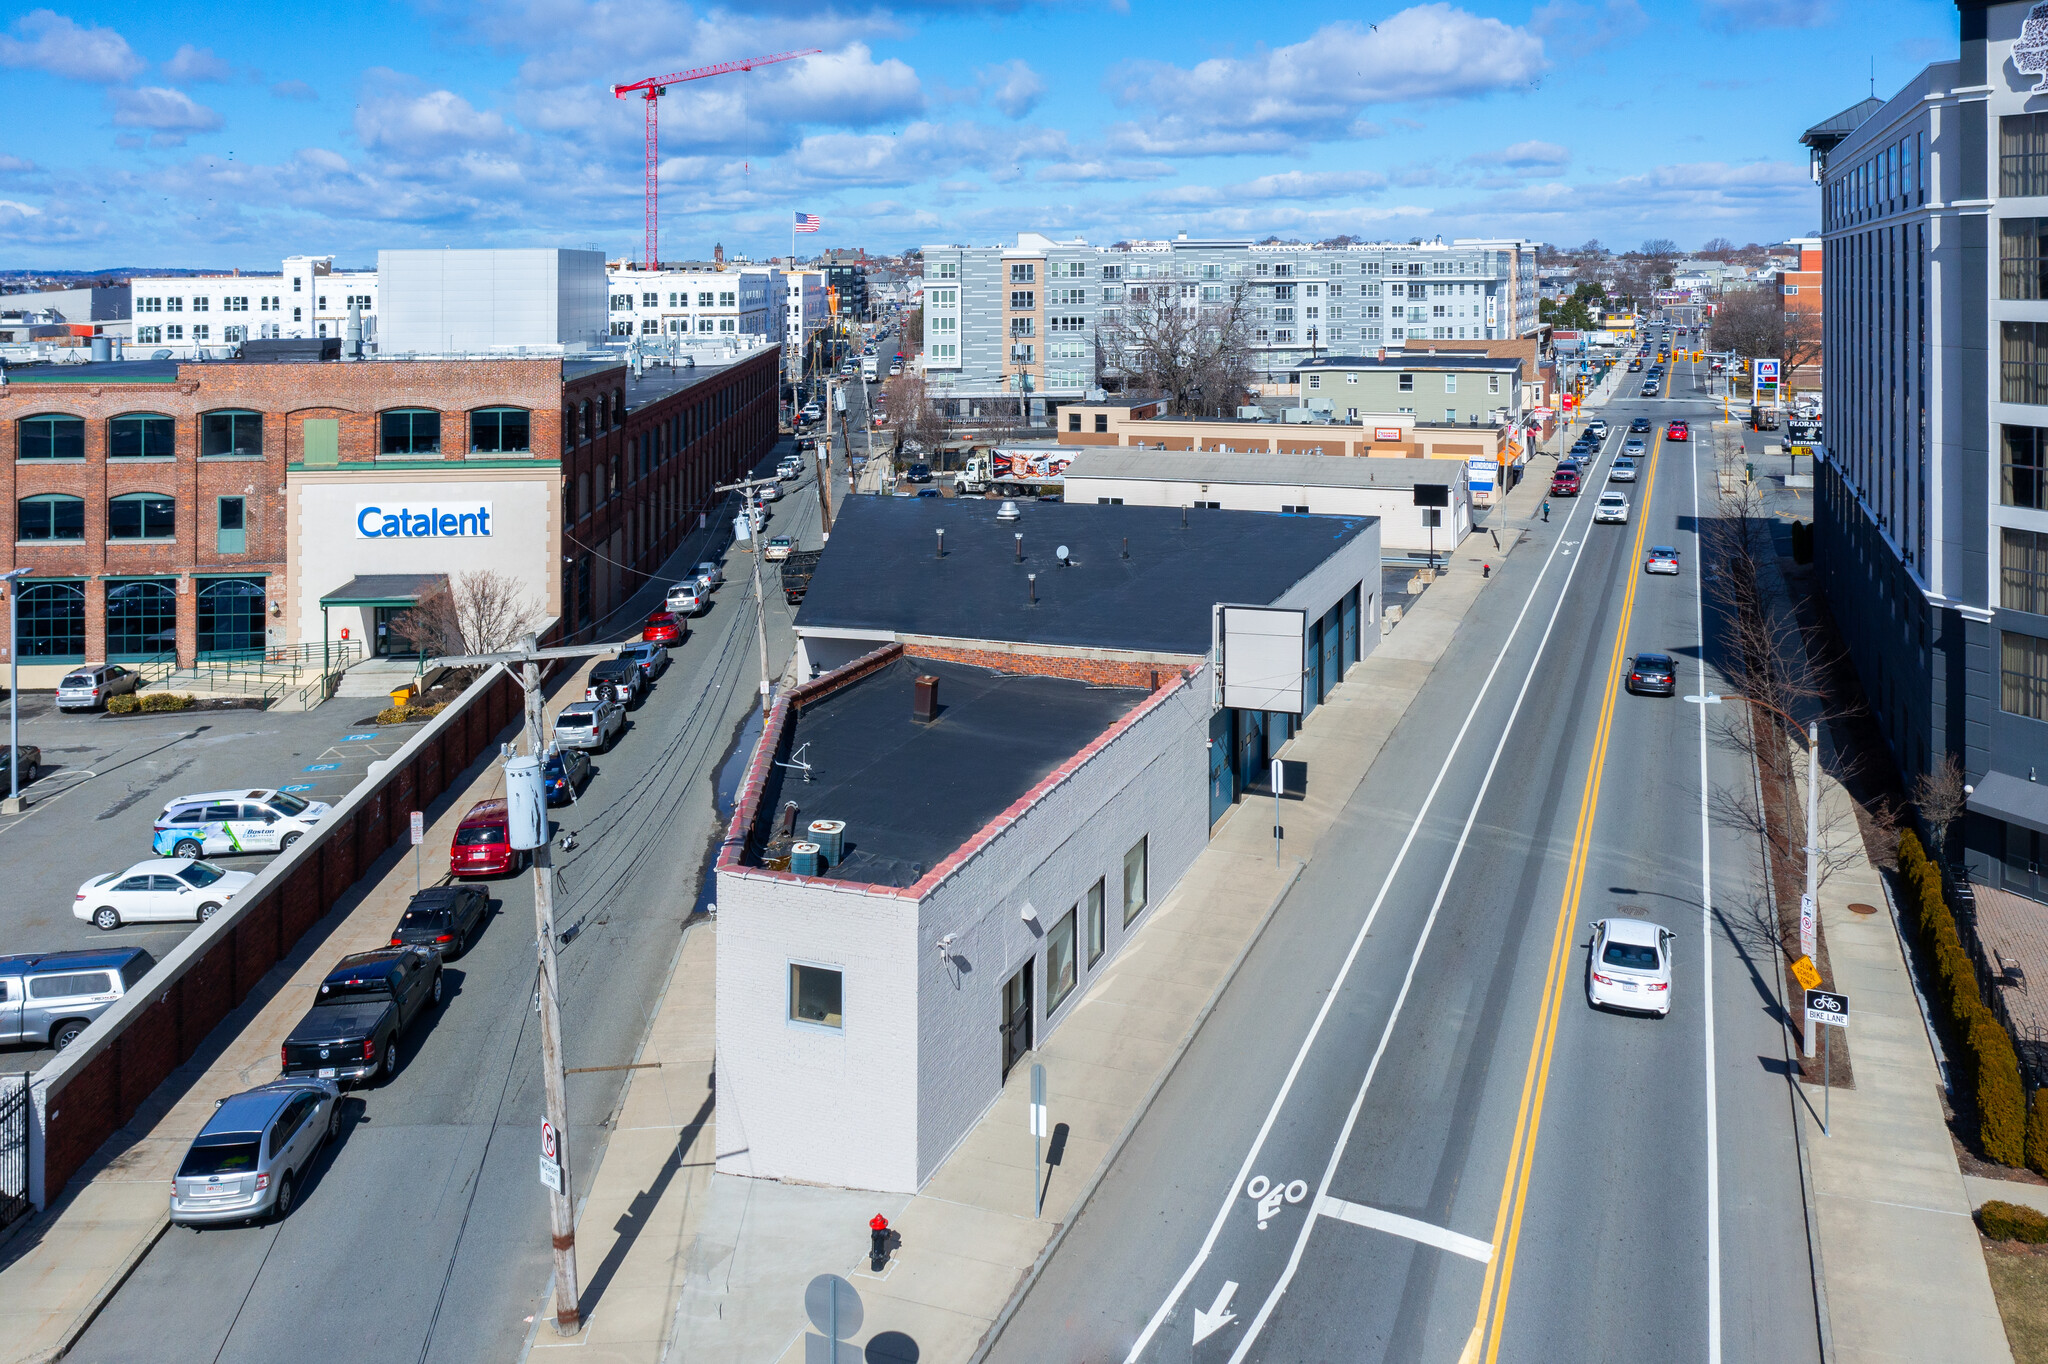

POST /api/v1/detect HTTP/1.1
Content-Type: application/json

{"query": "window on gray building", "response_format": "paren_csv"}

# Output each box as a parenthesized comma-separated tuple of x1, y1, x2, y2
(2006, 529, 2048, 615)
(2005, 425, 2048, 510)
(1123, 836, 1148, 926)
(2003, 113, 2048, 197)
(2003, 630, 2048, 721)
(789, 962, 842, 1028)
(2003, 322, 2048, 406)
(1046, 908, 1077, 1014)
(2004, 219, 2048, 300)
(1086, 878, 1106, 966)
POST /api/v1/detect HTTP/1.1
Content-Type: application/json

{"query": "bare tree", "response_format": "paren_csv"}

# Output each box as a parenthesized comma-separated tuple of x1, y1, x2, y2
(1782, 308, 1822, 392)
(1913, 753, 1970, 865)
(1708, 287, 1784, 366)
(1700, 236, 1736, 259)
(902, 306, 923, 351)
(1094, 280, 1257, 417)
(388, 570, 544, 662)
(880, 369, 948, 454)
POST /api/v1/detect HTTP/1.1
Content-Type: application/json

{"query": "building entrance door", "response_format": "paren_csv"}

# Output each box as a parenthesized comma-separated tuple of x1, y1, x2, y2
(1001, 961, 1034, 1080)
(2005, 822, 2047, 899)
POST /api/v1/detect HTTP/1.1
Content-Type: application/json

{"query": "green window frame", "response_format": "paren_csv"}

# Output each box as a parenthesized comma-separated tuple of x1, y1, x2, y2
(109, 492, 175, 540)
(18, 580, 85, 661)
(469, 407, 531, 453)
(380, 409, 441, 456)
(200, 410, 263, 457)
(18, 494, 84, 542)
(17, 414, 84, 460)
(109, 413, 176, 458)
(196, 576, 266, 659)
(216, 496, 246, 555)
(104, 579, 178, 660)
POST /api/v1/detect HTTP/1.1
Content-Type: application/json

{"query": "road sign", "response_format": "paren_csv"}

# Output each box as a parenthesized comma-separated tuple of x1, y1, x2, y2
(541, 1118, 557, 1160)
(1805, 988, 1849, 1027)
(804, 1274, 862, 1364)
(410, 810, 425, 846)
(1798, 894, 1816, 960)
(539, 1154, 563, 1191)
(1790, 954, 1821, 992)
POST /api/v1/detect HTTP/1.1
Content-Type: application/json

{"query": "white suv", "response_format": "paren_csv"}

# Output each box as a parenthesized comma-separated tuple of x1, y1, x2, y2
(1594, 492, 1630, 524)
(666, 581, 705, 615)
(57, 665, 141, 711)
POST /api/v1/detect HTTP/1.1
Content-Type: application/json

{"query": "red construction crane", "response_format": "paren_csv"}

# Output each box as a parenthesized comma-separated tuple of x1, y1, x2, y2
(612, 49, 821, 270)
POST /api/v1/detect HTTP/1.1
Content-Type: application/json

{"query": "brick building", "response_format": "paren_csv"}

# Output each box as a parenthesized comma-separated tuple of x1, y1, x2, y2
(0, 345, 780, 684)
(1777, 236, 1824, 394)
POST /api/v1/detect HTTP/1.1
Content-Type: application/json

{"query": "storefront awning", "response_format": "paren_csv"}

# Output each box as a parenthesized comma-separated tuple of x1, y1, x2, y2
(1968, 770, 2048, 838)
(319, 573, 448, 609)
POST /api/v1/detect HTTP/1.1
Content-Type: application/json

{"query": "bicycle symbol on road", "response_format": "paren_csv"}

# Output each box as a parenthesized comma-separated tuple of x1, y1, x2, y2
(1244, 1175, 1309, 1230)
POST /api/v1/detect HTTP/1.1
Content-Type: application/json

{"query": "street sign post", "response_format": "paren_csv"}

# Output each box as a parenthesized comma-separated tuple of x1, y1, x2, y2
(803, 1274, 862, 1364)
(1804, 989, 1849, 1135)
(1272, 756, 1285, 868)
(410, 810, 425, 894)
(1029, 1062, 1047, 1219)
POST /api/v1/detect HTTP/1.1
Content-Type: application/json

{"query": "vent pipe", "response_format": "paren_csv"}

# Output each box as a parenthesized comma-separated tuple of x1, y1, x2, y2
(936, 528, 945, 558)
(1014, 532, 1023, 562)
(1028, 572, 1037, 605)
(913, 674, 939, 723)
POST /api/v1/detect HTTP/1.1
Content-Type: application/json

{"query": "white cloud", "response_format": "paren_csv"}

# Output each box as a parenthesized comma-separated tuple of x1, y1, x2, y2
(981, 59, 1044, 119)
(0, 9, 143, 83)
(163, 43, 232, 83)
(354, 80, 514, 156)
(0, 154, 35, 173)
(1105, 5, 1545, 152)
(1464, 140, 1570, 170)
(109, 87, 223, 137)
(768, 44, 923, 126)
(1147, 168, 1386, 207)
(1697, 0, 1832, 31)
(1036, 159, 1175, 183)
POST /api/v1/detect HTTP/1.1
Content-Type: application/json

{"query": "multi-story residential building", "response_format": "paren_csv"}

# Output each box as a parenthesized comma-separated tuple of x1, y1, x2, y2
(783, 271, 827, 348)
(127, 256, 378, 357)
(919, 233, 1539, 421)
(1800, 0, 2048, 900)
(604, 264, 781, 345)
(824, 261, 869, 320)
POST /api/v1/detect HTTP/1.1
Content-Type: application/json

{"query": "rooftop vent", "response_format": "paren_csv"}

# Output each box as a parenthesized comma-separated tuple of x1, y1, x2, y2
(996, 499, 1022, 521)
(913, 675, 939, 723)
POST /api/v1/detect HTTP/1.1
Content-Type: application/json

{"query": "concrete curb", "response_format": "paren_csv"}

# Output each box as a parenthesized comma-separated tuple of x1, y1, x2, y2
(24, 1210, 169, 1364)
(968, 858, 1305, 1364)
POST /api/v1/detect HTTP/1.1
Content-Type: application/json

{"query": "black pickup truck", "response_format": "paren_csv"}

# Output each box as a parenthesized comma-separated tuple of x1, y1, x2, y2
(781, 549, 823, 604)
(281, 947, 442, 1087)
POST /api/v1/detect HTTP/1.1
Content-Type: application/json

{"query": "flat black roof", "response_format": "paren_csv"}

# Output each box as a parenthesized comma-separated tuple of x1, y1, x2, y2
(751, 655, 1148, 887)
(1294, 354, 1521, 372)
(796, 497, 1372, 656)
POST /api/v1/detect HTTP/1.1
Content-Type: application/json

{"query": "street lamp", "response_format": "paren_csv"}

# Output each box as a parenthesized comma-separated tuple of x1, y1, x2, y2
(3, 566, 28, 814)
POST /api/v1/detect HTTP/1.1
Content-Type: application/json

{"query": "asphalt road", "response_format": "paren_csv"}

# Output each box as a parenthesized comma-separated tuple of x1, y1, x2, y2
(70, 435, 848, 1364)
(987, 329, 1820, 1363)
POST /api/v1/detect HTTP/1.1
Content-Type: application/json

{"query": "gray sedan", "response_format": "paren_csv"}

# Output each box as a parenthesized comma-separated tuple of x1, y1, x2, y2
(171, 1078, 341, 1226)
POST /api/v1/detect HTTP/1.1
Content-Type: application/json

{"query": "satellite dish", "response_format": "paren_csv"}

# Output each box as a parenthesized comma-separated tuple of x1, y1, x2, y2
(1056, 545, 1070, 564)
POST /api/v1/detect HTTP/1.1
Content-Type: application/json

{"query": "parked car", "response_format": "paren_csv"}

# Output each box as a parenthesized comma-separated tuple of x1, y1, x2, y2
(904, 462, 933, 484)
(616, 641, 668, 681)
(449, 799, 521, 878)
(170, 1078, 341, 1226)
(280, 948, 443, 1087)
(691, 561, 723, 592)
(0, 946, 156, 1051)
(584, 659, 643, 707)
(666, 581, 706, 616)
(800, 402, 822, 423)
(388, 884, 490, 959)
(1586, 420, 1609, 437)
(56, 664, 141, 711)
(1550, 469, 1582, 497)
(763, 536, 794, 562)
(75, 858, 256, 930)
(553, 698, 624, 754)
(1609, 458, 1638, 483)
(778, 457, 802, 480)
(1644, 545, 1682, 575)
(1626, 651, 1677, 696)
(642, 611, 683, 645)
(542, 746, 591, 805)
(1594, 491, 1630, 524)
(0, 743, 40, 790)
(1666, 420, 1690, 441)
(1558, 457, 1582, 475)
(757, 481, 782, 502)
(153, 788, 332, 858)
(1586, 917, 1674, 1016)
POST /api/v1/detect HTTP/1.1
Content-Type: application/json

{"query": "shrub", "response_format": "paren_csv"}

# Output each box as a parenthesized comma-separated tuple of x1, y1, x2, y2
(105, 693, 140, 715)
(138, 692, 193, 713)
(1976, 1012, 2030, 1167)
(375, 702, 445, 725)
(1980, 1199, 2048, 1243)
(2028, 1089, 2048, 1178)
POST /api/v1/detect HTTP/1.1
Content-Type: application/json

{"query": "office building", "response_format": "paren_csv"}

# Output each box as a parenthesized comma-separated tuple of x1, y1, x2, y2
(127, 256, 378, 357)
(605, 263, 782, 345)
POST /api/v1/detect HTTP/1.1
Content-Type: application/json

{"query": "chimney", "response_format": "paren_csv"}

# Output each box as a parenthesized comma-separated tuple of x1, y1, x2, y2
(913, 674, 939, 723)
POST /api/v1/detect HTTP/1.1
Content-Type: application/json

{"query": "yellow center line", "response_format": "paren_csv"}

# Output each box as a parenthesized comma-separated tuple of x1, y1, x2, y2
(1464, 430, 1666, 1364)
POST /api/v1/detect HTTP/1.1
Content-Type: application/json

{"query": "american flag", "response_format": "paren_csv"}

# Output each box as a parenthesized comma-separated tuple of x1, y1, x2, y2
(794, 212, 821, 233)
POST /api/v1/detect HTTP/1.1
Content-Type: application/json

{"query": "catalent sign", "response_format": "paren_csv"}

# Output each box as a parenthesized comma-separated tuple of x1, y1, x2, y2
(356, 503, 494, 538)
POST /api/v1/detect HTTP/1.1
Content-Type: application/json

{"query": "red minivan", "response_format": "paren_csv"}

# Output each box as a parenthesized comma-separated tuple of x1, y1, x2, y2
(449, 799, 521, 878)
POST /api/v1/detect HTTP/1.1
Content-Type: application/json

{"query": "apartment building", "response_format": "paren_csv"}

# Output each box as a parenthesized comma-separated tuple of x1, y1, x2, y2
(919, 233, 1540, 420)
(604, 264, 782, 345)
(1778, 236, 1824, 392)
(783, 271, 827, 347)
(1800, 0, 2048, 901)
(127, 255, 379, 357)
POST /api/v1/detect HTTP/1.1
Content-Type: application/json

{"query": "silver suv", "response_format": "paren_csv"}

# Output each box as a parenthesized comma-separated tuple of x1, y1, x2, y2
(56, 665, 140, 711)
(552, 698, 624, 752)
(0, 946, 156, 1051)
(170, 1078, 341, 1226)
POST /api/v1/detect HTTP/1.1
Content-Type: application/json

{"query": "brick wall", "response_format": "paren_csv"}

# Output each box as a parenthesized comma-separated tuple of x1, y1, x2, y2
(904, 643, 1183, 690)
(31, 665, 520, 1206)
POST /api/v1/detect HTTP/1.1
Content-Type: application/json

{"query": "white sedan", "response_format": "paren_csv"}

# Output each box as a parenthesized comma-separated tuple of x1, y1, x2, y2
(76, 858, 256, 930)
(1644, 545, 1681, 575)
(1594, 491, 1630, 524)
(1587, 917, 1674, 1016)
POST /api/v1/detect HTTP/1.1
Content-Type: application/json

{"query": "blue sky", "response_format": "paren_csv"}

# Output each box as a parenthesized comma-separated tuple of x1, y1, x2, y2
(0, 0, 1958, 270)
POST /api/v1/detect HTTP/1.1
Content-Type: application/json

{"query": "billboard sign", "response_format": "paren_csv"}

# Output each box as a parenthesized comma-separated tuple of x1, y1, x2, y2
(1753, 358, 1781, 384)
(1215, 605, 1306, 714)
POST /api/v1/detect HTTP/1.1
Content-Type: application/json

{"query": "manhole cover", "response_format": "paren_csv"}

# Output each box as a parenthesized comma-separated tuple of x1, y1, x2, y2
(1848, 902, 1879, 916)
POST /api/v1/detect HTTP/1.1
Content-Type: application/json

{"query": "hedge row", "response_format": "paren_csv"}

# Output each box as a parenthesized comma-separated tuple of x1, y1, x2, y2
(1898, 830, 2029, 1167)
(106, 692, 194, 715)
(1980, 1199, 2048, 1243)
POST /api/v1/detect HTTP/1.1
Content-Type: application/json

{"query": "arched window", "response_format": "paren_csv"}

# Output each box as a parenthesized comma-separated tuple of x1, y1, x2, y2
(197, 577, 266, 658)
(18, 581, 85, 660)
(109, 492, 176, 540)
(17, 414, 84, 459)
(470, 407, 531, 453)
(580, 400, 592, 443)
(380, 408, 441, 455)
(200, 410, 263, 457)
(105, 579, 178, 659)
(613, 390, 625, 427)
(109, 413, 176, 458)
(18, 494, 85, 541)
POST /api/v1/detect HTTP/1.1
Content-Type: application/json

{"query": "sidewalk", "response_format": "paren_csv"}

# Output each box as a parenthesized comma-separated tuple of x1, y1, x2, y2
(1800, 766, 2014, 1362)
(527, 449, 1556, 1362)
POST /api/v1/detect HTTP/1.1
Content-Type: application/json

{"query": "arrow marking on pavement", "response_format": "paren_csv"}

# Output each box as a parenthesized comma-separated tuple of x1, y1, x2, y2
(1192, 1282, 1238, 1345)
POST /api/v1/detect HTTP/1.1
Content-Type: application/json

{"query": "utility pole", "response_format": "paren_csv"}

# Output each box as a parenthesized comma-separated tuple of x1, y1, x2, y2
(3, 567, 26, 815)
(816, 380, 836, 538)
(715, 477, 782, 716)
(429, 633, 624, 1336)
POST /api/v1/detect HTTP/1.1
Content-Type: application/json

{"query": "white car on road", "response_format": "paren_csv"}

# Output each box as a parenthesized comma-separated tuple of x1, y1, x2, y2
(1608, 458, 1638, 483)
(1587, 917, 1674, 1016)
(690, 561, 722, 592)
(76, 858, 256, 929)
(1644, 545, 1681, 575)
(1594, 491, 1630, 524)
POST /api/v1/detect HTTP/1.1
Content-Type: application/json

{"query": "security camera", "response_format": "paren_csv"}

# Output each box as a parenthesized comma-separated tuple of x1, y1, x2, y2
(935, 933, 957, 956)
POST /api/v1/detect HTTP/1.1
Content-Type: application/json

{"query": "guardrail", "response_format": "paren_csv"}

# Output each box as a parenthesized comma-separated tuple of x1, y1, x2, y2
(24, 662, 524, 1209)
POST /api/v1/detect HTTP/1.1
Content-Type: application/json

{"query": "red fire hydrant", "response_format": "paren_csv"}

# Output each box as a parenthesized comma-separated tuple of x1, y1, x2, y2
(869, 1213, 890, 1270)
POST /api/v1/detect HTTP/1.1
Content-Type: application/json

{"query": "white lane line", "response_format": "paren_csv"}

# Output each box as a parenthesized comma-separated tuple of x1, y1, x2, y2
(1121, 451, 1615, 1364)
(1315, 1195, 1494, 1264)
(1695, 426, 1723, 1364)
(1223, 441, 1617, 1364)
